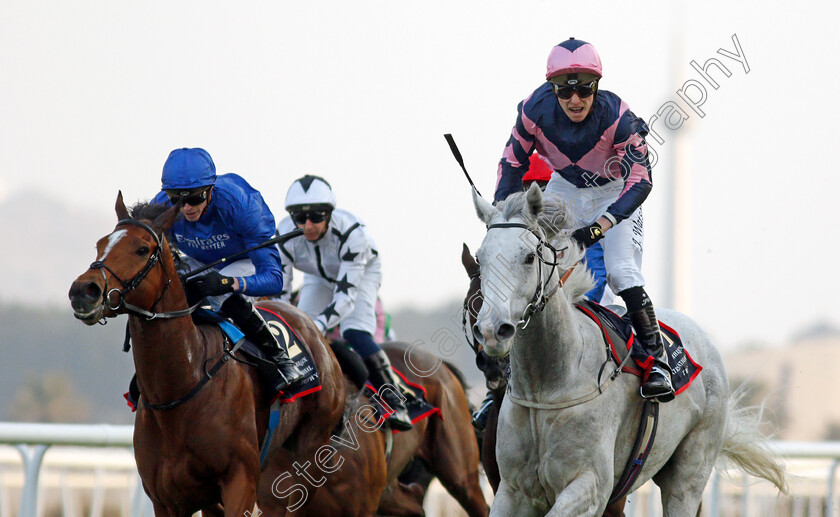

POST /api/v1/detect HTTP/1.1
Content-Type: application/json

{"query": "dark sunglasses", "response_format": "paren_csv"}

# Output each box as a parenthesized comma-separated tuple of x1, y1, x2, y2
(292, 210, 329, 225)
(552, 81, 597, 100)
(167, 188, 210, 206)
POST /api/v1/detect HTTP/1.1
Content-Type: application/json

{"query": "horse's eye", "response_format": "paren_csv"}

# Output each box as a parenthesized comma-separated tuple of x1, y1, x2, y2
(136, 246, 150, 256)
(525, 253, 535, 264)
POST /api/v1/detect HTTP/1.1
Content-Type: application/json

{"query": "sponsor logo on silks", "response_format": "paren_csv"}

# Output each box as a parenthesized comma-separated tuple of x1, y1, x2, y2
(175, 233, 231, 250)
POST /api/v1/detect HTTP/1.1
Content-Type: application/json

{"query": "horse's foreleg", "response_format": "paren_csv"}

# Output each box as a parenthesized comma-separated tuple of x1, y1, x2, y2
(377, 482, 426, 517)
(488, 483, 540, 517)
(543, 472, 605, 517)
(220, 463, 259, 517)
(422, 392, 489, 517)
(482, 403, 501, 494)
(151, 502, 176, 517)
(603, 497, 627, 517)
(200, 504, 225, 517)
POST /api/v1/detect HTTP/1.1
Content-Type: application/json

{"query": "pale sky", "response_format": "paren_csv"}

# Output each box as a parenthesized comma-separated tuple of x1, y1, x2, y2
(2, 0, 838, 350)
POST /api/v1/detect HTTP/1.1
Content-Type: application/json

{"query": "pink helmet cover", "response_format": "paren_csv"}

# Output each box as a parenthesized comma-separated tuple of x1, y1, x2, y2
(546, 38, 603, 80)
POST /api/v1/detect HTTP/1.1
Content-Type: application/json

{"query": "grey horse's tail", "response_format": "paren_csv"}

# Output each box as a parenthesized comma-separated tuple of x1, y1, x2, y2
(718, 386, 789, 493)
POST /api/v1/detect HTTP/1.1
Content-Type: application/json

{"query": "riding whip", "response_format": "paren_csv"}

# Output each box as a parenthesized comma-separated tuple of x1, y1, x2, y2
(444, 133, 482, 198)
(181, 227, 304, 280)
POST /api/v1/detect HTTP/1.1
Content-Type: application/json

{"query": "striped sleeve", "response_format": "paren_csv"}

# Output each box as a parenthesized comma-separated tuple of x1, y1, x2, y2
(495, 98, 538, 202)
(605, 112, 653, 222)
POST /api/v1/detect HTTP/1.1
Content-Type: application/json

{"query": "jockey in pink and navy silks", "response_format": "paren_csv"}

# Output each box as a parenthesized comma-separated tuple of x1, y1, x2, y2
(521, 153, 614, 305)
(484, 38, 673, 419)
(152, 147, 305, 391)
(277, 175, 414, 431)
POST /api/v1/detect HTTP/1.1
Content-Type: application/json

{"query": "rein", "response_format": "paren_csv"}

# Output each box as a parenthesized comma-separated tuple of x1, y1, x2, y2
(90, 219, 200, 321)
(141, 337, 245, 411)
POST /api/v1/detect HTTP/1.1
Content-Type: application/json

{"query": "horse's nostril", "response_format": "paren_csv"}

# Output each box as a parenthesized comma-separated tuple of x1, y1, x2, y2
(497, 323, 515, 340)
(70, 281, 102, 304)
(84, 283, 102, 300)
(472, 324, 485, 344)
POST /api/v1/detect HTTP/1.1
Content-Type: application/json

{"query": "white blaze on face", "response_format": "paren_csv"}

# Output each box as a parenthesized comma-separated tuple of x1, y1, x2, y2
(98, 229, 127, 262)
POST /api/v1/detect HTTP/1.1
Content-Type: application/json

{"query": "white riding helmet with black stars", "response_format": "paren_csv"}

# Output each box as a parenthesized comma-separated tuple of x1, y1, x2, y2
(284, 175, 337, 213)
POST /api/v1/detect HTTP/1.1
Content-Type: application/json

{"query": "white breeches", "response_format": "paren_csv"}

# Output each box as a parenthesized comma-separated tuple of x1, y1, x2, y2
(545, 175, 645, 294)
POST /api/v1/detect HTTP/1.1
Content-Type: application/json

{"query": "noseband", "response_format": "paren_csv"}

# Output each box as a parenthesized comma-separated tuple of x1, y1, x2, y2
(486, 222, 573, 329)
(90, 219, 197, 320)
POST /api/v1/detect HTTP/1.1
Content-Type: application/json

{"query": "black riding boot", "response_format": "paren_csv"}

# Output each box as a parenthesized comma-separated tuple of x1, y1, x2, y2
(628, 304, 675, 402)
(620, 287, 674, 403)
(363, 350, 414, 431)
(220, 295, 306, 392)
(471, 389, 495, 432)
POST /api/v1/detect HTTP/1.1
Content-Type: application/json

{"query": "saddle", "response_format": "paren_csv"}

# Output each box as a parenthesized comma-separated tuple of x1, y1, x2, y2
(575, 300, 702, 392)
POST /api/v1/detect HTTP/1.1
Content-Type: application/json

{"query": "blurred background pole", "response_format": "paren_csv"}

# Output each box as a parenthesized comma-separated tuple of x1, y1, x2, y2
(663, 1, 693, 313)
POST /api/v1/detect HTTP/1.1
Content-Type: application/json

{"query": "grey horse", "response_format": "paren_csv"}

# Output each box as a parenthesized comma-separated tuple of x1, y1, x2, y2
(470, 183, 787, 517)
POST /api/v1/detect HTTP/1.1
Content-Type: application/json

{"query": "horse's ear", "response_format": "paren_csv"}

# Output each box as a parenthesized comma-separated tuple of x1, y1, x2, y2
(472, 188, 496, 224)
(461, 243, 480, 278)
(524, 182, 543, 220)
(115, 191, 130, 221)
(152, 204, 181, 234)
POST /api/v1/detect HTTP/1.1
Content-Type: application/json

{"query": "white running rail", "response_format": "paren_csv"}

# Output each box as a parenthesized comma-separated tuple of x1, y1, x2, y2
(2, 422, 840, 517)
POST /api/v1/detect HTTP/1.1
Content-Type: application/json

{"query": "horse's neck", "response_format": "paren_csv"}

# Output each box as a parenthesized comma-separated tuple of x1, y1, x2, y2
(130, 274, 208, 405)
(508, 293, 589, 398)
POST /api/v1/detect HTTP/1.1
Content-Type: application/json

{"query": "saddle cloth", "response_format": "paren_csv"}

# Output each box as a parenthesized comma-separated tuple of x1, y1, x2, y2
(363, 366, 441, 433)
(575, 301, 702, 395)
(252, 306, 322, 403)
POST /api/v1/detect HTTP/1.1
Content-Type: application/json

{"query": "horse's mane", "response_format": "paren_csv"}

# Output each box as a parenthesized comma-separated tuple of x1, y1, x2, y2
(129, 201, 169, 222)
(129, 201, 180, 254)
(495, 190, 595, 303)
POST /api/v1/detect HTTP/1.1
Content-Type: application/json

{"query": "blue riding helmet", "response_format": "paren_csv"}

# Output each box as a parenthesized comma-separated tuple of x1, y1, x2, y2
(161, 148, 217, 190)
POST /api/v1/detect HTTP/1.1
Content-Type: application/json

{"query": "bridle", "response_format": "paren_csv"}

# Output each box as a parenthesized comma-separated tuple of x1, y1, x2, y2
(90, 219, 199, 321)
(90, 218, 229, 411)
(486, 222, 575, 329)
(461, 271, 482, 354)
(484, 221, 630, 411)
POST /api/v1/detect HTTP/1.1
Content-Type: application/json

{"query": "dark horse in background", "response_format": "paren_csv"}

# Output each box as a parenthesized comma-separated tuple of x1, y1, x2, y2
(461, 244, 627, 517)
(69, 194, 345, 516)
(298, 341, 488, 517)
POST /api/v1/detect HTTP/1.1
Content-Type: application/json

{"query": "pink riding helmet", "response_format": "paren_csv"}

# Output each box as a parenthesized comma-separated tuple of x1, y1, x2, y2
(546, 38, 603, 81)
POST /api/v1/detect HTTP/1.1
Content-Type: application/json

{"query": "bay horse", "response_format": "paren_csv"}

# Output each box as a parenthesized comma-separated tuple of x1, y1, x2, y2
(470, 184, 787, 516)
(295, 341, 488, 517)
(460, 244, 626, 517)
(68, 193, 345, 516)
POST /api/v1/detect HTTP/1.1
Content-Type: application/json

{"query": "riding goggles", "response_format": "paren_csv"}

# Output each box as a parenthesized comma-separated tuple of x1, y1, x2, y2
(166, 188, 211, 206)
(292, 210, 330, 225)
(551, 81, 597, 100)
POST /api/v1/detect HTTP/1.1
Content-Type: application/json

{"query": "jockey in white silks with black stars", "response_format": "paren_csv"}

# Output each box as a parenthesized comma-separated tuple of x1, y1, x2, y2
(474, 38, 675, 431)
(276, 175, 413, 431)
(152, 147, 306, 392)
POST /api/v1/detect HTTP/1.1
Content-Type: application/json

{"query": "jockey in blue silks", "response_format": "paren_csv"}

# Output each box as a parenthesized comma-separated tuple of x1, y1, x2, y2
(473, 38, 675, 431)
(152, 147, 306, 392)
